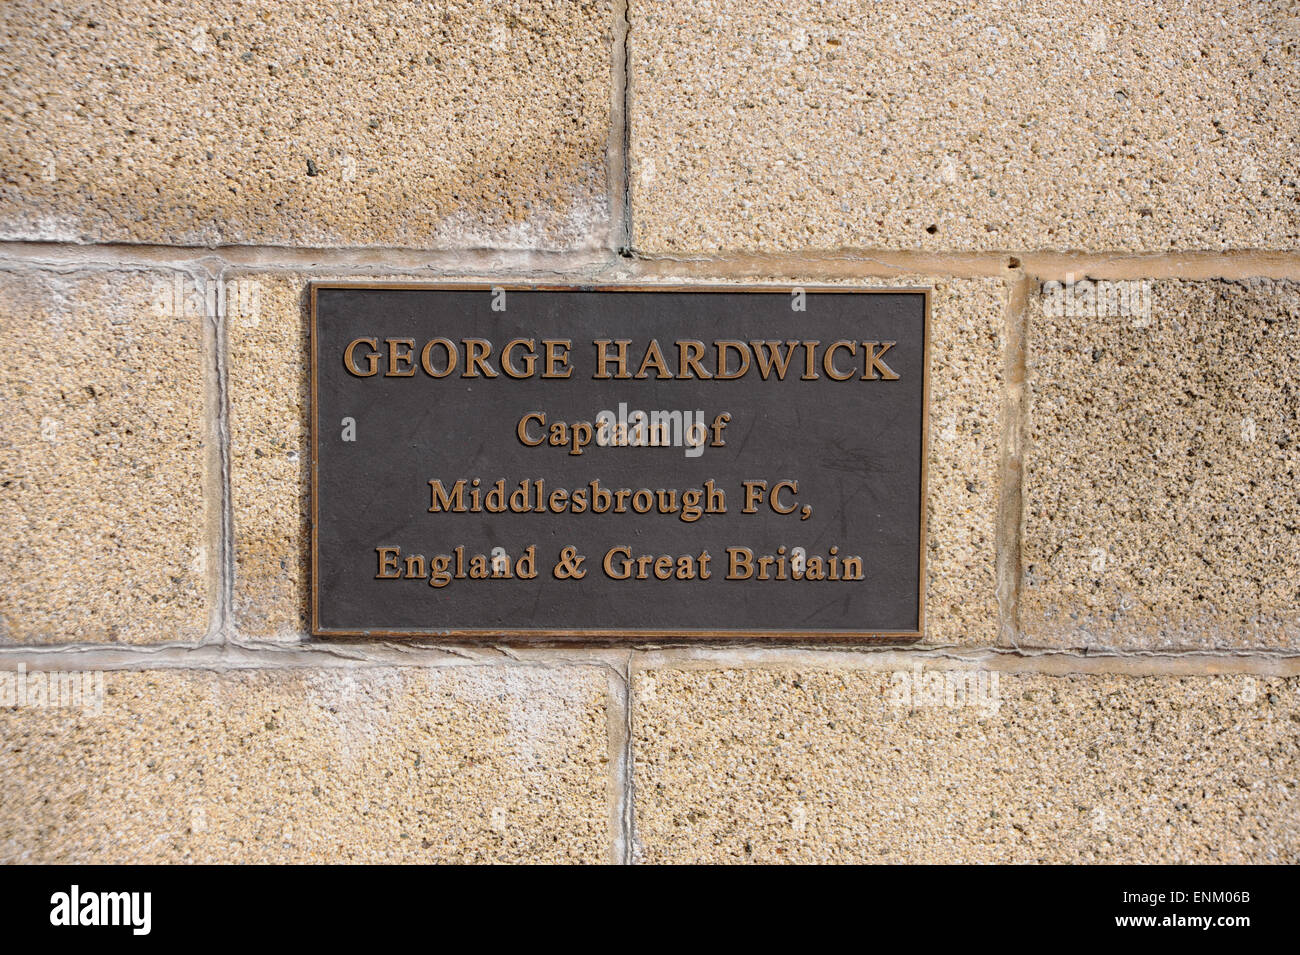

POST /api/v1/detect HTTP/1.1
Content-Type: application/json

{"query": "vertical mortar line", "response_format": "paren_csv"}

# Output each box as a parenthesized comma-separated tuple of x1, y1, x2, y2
(209, 258, 236, 643)
(605, 653, 637, 864)
(604, 659, 630, 864)
(602, 2, 636, 862)
(185, 256, 228, 646)
(621, 651, 636, 863)
(995, 270, 1033, 648)
(609, 0, 633, 255)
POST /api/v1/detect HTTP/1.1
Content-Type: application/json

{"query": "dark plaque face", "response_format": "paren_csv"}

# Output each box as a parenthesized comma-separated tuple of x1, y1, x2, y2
(311, 285, 929, 640)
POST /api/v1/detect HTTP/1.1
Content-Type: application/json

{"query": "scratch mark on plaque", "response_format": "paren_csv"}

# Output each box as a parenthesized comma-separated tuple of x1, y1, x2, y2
(734, 415, 759, 458)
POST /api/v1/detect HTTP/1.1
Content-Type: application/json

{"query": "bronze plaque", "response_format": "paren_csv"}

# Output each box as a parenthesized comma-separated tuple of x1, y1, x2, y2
(311, 284, 929, 640)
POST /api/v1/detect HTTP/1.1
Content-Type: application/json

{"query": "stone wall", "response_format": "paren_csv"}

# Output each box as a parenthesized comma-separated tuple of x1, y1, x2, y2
(1, 1, 1297, 863)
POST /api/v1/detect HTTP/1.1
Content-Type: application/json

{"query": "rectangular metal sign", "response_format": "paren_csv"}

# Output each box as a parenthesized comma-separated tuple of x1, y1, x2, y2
(311, 284, 929, 640)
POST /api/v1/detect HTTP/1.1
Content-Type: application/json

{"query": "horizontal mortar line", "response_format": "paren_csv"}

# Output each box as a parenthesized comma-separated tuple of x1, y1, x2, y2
(2, 240, 1299, 279)
(0, 240, 621, 275)
(0, 640, 1297, 677)
(628, 645, 1300, 678)
(1017, 251, 1300, 281)
(0, 640, 635, 672)
(631, 250, 1300, 281)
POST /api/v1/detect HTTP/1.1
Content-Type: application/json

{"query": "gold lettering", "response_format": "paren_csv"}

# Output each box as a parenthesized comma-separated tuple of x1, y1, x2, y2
(593, 339, 631, 379)
(543, 339, 573, 378)
(823, 341, 856, 381)
(501, 338, 538, 378)
(386, 338, 416, 377)
(771, 480, 798, 514)
(517, 412, 546, 446)
(862, 341, 901, 380)
(715, 340, 751, 380)
(463, 339, 498, 378)
(727, 547, 753, 579)
(375, 546, 402, 578)
(428, 479, 467, 512)
(343, 338, 380, 377)
(677, 340, 713, 379)
(604, 545, 632, 580)
(800, 340, 821, 380)
(420, 338, 457, 377)
(635, 339, 673, 379)
(750, 341, 799, 380)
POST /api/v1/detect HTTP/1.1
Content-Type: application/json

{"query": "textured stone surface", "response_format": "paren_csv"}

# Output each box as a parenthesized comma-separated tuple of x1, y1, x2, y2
(633, 665, 1300, 863)
(0, 666, 611, 863)
(1021, 279, 1300, 650)
(229, 274, 1004, 643)
(0, 267, 213, 644)
(919, 277, 1004, 645)
(0, 0, 612, 249)
(228, 276, 307, 638)
(630, 0, 1300, 252)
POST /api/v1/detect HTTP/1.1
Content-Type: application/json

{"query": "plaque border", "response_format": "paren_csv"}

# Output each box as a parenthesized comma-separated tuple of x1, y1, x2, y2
(309, 282, 931, 643)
